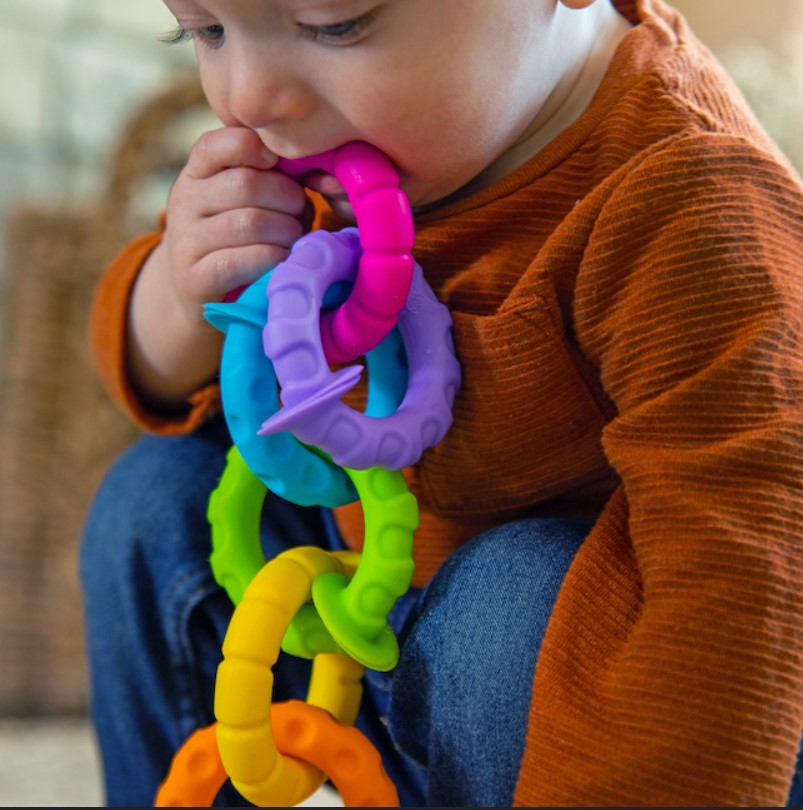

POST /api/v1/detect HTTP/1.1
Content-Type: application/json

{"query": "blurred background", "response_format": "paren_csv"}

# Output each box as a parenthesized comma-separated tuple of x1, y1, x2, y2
(0, 0, 802, 805)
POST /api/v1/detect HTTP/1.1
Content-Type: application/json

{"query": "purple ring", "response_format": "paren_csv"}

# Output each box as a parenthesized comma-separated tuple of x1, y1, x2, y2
(259, 228, 461, 471)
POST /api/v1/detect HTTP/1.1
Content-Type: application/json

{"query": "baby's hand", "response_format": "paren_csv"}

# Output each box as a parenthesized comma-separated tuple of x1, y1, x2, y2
(162, 126, 310, 326)
(126, 126, 311, 409)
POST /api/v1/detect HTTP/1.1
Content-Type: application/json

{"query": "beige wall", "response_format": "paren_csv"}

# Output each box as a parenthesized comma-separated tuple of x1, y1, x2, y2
(668, 0, 803, 171)
(671, 0, 802, 55)
(1, 1, 192, 229)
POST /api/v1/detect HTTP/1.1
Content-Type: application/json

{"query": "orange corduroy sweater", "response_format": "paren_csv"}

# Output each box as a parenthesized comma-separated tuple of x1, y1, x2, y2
(90, 0, 803, 804)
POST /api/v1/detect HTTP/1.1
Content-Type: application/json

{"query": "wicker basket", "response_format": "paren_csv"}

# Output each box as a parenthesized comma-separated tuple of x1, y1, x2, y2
(0, 71, 210, 715)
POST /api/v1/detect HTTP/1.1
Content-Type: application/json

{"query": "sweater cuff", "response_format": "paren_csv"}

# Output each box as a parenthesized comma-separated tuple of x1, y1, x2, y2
(89, 225, 222, 436)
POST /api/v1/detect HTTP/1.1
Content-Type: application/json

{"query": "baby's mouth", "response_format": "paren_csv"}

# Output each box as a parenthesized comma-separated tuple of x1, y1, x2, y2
(299, 170, 347, 200)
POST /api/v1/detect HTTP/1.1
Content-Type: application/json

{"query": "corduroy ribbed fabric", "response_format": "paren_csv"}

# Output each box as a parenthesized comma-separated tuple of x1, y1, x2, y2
(88, 0, 803, 804)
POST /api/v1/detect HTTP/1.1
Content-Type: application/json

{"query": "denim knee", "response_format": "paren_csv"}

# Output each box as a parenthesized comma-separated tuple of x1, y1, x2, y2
(389, 517, 590, 806)
(80, 424, 231, 596)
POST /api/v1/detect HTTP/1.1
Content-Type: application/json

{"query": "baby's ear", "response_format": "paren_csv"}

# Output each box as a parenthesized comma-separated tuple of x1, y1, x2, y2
(558, 0, 598, 8)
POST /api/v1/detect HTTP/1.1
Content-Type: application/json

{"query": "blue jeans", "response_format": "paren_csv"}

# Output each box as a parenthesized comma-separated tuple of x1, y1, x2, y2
(80, 415, 803, 806)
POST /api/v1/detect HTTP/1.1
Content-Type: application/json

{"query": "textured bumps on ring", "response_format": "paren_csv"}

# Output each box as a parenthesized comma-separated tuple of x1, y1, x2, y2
(277, 141, 415, 364)
(259, 227, 461, 472)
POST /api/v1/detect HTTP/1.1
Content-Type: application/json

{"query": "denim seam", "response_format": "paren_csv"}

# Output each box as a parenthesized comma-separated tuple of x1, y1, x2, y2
(163, 561, 224, 740)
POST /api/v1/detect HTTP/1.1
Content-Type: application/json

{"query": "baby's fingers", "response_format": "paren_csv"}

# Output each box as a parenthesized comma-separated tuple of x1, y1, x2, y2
(194, 244, 292, 302)
(201, 207, 305, 253)
(185, 126, 277, 179)
(196, 166, 309, 218)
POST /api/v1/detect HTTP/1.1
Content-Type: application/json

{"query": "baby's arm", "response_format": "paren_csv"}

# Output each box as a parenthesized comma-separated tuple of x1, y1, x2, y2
(127, 126, 311, 412)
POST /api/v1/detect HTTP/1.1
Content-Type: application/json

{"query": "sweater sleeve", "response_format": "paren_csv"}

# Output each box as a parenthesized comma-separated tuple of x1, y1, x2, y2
(516, 135, 803, 806)
(88, 218, 222, 435)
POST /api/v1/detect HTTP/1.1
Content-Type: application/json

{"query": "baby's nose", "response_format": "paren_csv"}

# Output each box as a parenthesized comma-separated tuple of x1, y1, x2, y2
(227, 55, 314, 129)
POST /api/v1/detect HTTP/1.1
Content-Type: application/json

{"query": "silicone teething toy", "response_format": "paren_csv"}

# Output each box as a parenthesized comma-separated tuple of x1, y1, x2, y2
(156, 651, 391, 808)
(276, 141, 415, 365)
(208, 439, 419, 671)
(214, 547, 365, 806)
(260, 228, 462, 471)
(205, 267, 410, 506)
(159, 140, 460, 808)
(154, 723, 227, 807)
(205, 275, 354, 508)
(155, 699, 399, 809)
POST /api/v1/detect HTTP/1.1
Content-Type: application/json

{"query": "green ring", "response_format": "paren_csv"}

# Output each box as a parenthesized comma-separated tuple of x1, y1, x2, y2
(207, 446, 419, 669)
(207, 444, 267, 606)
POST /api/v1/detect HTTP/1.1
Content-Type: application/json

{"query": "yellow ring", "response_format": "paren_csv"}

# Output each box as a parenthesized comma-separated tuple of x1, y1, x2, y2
(214, 546, 364, 806)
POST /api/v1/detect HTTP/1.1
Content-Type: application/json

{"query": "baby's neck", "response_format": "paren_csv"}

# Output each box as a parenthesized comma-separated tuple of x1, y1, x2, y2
(435, 2, 633, 208)
(516, 2, 633, 161)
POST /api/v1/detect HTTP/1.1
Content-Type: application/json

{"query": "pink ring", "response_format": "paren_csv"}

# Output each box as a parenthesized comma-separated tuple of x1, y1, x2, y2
(277, 142, 414, 364)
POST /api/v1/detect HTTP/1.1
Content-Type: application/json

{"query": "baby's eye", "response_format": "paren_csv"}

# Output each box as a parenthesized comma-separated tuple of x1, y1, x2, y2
(160, 24, 225, 48)
(298, 9, 379, 45)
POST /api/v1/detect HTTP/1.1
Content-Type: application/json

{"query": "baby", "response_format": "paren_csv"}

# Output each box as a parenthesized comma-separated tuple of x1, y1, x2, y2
(82, 1, 803, 805)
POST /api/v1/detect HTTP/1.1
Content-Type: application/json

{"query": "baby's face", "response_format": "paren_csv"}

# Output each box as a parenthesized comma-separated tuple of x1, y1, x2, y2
(162, 0, 566, 211)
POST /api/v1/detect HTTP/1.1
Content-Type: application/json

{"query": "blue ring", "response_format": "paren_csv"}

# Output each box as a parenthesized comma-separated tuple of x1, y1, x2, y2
(204, 248, 407, 507)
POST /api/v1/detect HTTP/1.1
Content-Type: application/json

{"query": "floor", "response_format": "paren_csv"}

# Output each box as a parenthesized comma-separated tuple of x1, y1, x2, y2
(0, 716, 103, 807)
(0, 715, 343, 807)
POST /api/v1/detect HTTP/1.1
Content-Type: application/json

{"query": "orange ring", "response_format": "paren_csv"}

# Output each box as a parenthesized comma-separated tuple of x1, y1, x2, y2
(155, 704, 399, 808)
(273, 700, 399, 807)
(153, 723, 227, 807)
